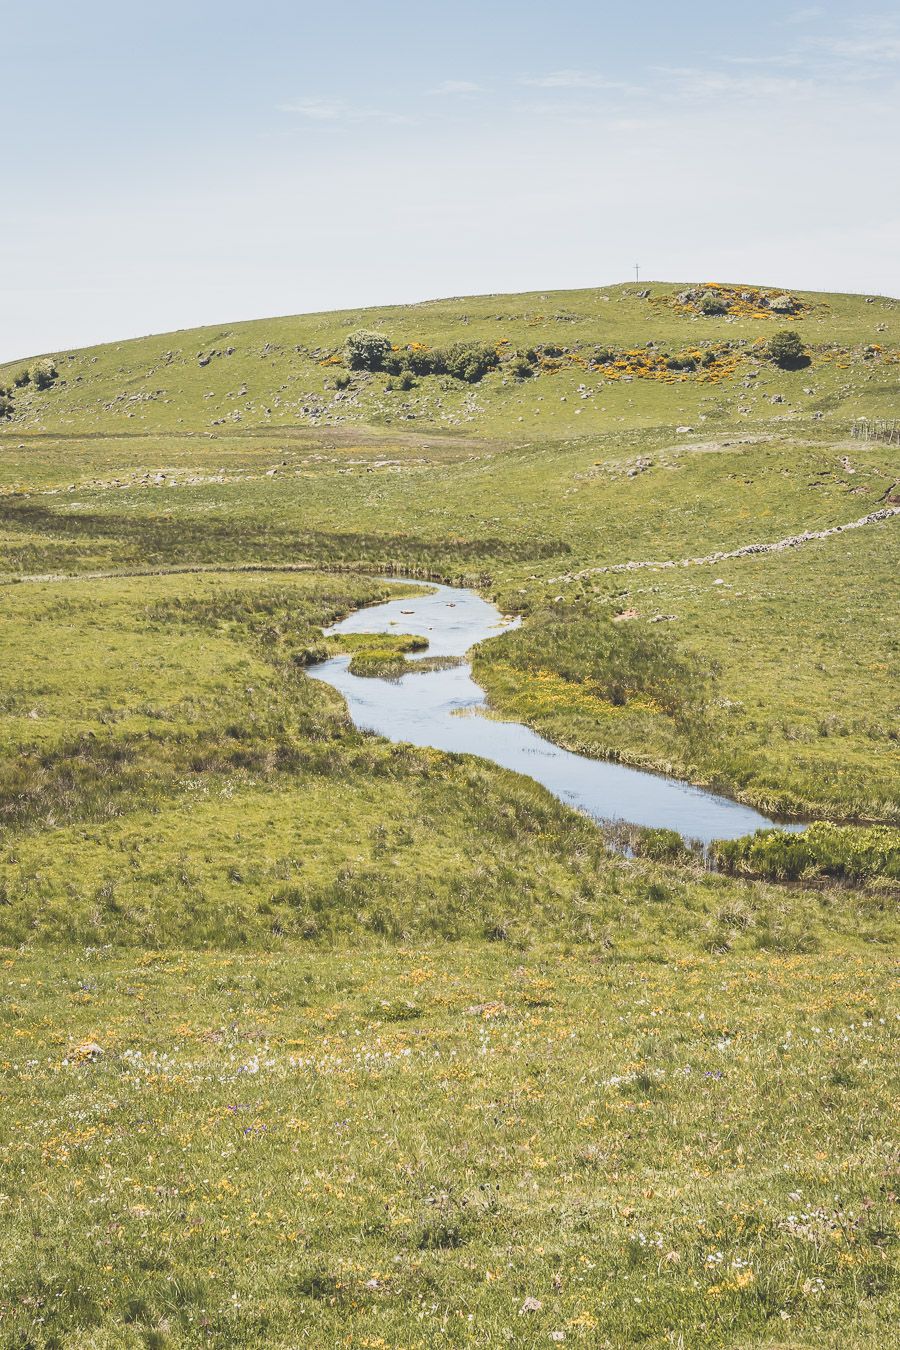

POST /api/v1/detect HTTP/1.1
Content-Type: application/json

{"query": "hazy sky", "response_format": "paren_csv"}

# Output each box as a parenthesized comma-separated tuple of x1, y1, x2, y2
(2, 1, 899, 361)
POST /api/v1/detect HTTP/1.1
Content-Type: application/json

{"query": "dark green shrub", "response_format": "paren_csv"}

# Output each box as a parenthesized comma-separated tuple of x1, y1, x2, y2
(405, 347, 436, 376)
(333, 372, 352, 390)
(510, 355, 534, 380)
(12, 367, 30, 388)
(699, 293, 727, 316)
(28, 357, 57, 390)
(397, 370, 416, 391)
(665, 352, 697, 371)
(0, 390, 13, 419)
(767, 330, 806, 367)
(344, 330, 392, 371)
(432, 341, 499, 383)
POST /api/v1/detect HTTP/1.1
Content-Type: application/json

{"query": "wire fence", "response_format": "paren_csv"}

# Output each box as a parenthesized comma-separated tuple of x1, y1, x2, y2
(851, 418, 900, 445)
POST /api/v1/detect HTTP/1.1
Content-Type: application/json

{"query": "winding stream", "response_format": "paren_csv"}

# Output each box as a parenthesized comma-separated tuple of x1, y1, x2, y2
(308, 580, 791, 844)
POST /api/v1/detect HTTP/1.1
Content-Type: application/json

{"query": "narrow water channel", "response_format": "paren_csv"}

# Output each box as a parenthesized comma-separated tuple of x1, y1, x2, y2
(308, 580, 790, 845)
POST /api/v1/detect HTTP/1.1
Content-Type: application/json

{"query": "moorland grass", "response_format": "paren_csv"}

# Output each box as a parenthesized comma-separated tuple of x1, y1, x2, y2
(0, 283, 897, 1347)
(711, 822, 900, 886)
(1, 945, 897, 1348)
(1, 426, 897, 819)
(474, 524, 900, 823)
(3, 570, 893, 953)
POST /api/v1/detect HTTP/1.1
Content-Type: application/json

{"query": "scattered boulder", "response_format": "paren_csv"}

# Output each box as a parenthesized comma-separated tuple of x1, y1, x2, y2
(68, 1041, 104, 1064)
(465, 1001, 506, 1017)
(627, 456, 653, 478)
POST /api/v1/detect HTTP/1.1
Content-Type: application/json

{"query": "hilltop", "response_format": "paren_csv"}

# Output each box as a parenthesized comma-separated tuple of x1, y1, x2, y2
(2, 281, 898, 440)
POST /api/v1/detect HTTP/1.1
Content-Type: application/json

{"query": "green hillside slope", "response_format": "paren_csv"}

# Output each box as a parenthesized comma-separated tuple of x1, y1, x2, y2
(2, 282, 898, 438)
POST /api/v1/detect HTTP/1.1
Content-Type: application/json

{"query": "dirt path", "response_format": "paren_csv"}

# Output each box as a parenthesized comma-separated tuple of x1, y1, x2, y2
(552, 505, 900, 583)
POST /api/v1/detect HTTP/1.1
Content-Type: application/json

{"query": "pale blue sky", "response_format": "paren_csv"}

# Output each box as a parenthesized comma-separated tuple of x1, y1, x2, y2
(2, 1, 898, 360)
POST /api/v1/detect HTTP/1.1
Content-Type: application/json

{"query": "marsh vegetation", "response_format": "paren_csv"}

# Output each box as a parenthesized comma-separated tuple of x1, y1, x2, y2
(0, 281, 897, 1346)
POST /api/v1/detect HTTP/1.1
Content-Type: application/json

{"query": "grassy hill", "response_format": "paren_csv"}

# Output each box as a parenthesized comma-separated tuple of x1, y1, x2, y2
(1, 283, 898, 1347)
(2, 281, 899, 440)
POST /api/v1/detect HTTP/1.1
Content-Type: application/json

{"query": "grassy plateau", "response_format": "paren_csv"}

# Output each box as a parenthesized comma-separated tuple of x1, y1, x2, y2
(0, 281, 898, 1347)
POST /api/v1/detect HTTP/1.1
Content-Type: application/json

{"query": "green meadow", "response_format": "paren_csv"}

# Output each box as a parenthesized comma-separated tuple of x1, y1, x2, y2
(0, 282, 898, 1347)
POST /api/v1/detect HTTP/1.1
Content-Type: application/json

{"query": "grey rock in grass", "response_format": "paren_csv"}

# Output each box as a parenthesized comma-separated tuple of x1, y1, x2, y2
(67, 1041, 104, 1064)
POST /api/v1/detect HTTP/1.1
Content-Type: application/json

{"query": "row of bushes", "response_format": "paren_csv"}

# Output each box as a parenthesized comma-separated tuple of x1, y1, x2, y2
(343, 335, 541, 386)
(0, 357, 59, 417)
(664, 349, 719, 372)
(345, 331, 500, 383)
(340, 329, 807, 389)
